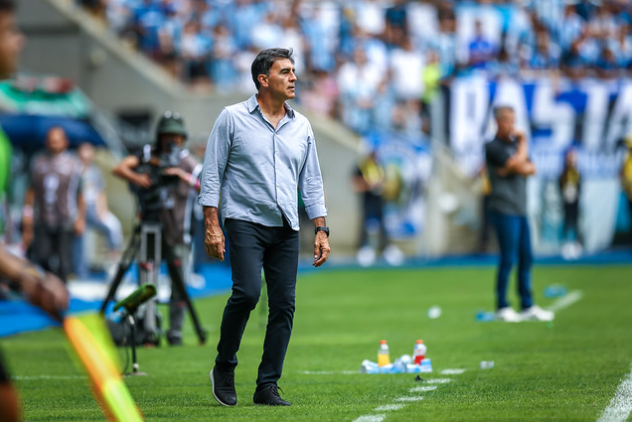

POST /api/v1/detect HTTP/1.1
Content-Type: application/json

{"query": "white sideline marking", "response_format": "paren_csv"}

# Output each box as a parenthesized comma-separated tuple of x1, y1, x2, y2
(375, 404, 405, 411)
(597, 365, 632, 422)
(426, 378, 452, 384)
(394, 396, 425, 402)
(547, 290, 583, 312)
(410, 385, 438, 393)
(301, 370, 356, 375)
(13, 375, 86, 380)
(441, 369, 466, 375)
(354, 414, 386, 422)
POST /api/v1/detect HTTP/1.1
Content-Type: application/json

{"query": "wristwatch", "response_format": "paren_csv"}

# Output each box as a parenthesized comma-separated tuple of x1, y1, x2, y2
(315, 226, 330, 237)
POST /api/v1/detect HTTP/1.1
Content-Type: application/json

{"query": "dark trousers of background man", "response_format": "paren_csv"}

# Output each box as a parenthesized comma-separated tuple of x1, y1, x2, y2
(490, 211, 534, 310)
(30, 224, 74, 282)
(216, 217, 298, 387)
(563, 201, 580, 242)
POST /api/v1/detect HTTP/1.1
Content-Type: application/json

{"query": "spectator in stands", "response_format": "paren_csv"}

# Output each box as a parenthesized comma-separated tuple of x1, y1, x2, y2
(468, 20, 496, 70)
(610, 23, 632, 69)
(337, 47, 383, 134)
(389, 37, 424, 102)
(560, 3, 586, 52)
(180, 19, 211, 90)
(596, 43, 620, 78)
(485, 106, 553, 322)
(559, 147, 582, 258)
(353, 0, 386, 38)
(131, 0, 164, 59)
(211, 24, 237, 92)
(529, 29, 561, 73)
(72, 142, 123, 279)
(384, 0, 408, 46)
(22, 127, 85, 282)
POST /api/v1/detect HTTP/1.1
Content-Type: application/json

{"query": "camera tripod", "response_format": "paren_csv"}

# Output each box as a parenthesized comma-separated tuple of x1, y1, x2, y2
(99, 221, 207, 345)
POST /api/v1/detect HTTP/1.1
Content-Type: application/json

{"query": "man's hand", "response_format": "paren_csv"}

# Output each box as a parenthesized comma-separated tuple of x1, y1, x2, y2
(313, 231, 330, 267)
(135, 173, 153, 189)
(21, 223, 33, 249)
(74, 218, 86, 235)
(19, 268, 69, 322)
(164, 167, 187, 182)
(205, 225, 225, 261)
(203, 207, 225, 261)
(512, 130, 525, 142)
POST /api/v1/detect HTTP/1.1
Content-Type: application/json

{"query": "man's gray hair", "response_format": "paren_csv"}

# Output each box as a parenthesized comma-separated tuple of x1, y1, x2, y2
(493, 105, 514, 120)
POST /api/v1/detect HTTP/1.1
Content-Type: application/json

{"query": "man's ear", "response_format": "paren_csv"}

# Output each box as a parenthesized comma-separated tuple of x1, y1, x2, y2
(257, 74, 268, 88)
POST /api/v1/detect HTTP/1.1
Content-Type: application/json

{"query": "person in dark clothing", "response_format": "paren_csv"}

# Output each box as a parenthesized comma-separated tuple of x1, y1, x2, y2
(0, 2, 69, 420)
(112, 112, 203, 346)
(353, 151, 388, 250)
(22, 127, 85, 282)
(200, 48, 330, 407)
(559, 148, 582, 256)
(485, 106, 554, 323)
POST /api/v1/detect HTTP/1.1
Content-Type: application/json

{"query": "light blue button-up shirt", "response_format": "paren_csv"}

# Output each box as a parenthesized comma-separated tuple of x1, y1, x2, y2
(198, 94, 327, 231)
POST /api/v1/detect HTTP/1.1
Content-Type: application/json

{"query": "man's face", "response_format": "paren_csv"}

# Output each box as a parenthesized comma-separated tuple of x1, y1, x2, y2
(496, 110, 515, 137)
(263, 58, 297, 100)
(0, 11, 23, 79)
(46, 128, 69, 155)
(159, 133, 185, 152)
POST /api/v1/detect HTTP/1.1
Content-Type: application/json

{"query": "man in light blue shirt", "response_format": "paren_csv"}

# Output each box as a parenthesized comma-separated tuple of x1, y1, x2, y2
(199, 48, 330, 407)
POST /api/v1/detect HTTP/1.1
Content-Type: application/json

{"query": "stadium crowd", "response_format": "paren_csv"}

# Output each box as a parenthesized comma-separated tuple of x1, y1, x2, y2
(78, 0, 632, 135)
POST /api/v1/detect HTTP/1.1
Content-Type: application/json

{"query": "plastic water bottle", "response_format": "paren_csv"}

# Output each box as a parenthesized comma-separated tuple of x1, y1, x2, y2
(413, 340, 427, 365)
(377, 340, 390, 367)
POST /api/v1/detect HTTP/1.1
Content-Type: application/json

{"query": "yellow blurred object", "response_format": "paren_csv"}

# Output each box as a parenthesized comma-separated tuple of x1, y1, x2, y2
(64, 316, 144, 422)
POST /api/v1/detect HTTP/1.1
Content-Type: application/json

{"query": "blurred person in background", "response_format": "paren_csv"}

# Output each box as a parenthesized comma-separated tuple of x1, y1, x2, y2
(352, 150, 389, 267)
(22, 127, 85, 283)
(0, 1, 70, 420)
(468, 20, 497, 71)
(337, 47, 383, 134)
(485, 106, 554, 322)
(621, 136, 632, 247)
(72, 142, 123, 279)
(113, 112, 202, 346)
(559, 147, 582, 259)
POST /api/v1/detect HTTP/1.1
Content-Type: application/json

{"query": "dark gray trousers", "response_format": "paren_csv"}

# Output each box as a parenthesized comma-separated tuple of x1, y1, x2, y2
(215, 218, 299, 387)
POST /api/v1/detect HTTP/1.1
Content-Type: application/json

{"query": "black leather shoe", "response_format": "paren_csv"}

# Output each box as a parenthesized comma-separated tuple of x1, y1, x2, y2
(210, 368, 237, 406)
(253, 384, 291, 406)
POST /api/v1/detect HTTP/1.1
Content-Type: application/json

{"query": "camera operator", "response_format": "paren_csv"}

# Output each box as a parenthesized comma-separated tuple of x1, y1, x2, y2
(112, 112, 202, 346)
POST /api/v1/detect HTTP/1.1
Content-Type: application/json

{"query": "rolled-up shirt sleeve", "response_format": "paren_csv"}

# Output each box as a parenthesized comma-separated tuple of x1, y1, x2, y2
(198, 108, 232, 207)
(298, 125, 327, 220)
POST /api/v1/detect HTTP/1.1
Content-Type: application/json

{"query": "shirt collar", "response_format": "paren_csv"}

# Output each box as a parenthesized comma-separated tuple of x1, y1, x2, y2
(247, 94, 295, 119)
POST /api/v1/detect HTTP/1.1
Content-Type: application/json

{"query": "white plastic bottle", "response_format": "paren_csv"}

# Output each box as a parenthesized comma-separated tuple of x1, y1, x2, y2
(413, 339, 427, 365)
(377, 340, 390, 367)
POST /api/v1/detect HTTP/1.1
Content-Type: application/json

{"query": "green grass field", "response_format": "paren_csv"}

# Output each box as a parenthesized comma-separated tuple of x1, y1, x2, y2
(3, 264, 632, 421)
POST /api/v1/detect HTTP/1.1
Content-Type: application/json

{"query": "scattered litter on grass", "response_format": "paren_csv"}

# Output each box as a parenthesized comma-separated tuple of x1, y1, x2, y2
(476, 311, 495, 322)
(427, 306, 442, 319)
(480, 361, 495, 369)
(544, 285, 568, 298)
